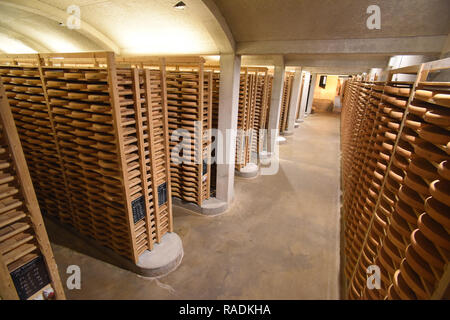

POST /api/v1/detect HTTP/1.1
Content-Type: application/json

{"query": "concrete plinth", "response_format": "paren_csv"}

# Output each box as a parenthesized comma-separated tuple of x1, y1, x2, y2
(44, 217, 183, 278)
(137, 233, 184, 278)
(172, 197, 228, 216)
(286, 68, 303, 133)
(282, 130, 294, 136)
(259, 151, 272, 166)
(294, 123, 300, 128)
(235, 163, 259, 178)
(276, 136, 287, 145)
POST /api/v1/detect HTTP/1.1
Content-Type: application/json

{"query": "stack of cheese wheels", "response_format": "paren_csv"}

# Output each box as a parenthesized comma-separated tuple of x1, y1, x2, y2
(167, 70, 212, 206)
(388, 82, 449, 299)
(0, 66, 70, 223)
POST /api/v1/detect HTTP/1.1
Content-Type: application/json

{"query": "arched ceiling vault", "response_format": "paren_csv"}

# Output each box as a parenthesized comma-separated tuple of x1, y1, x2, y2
(0, 24, 51, 52)
(0, 0, 235, 55)
(0, 0, 118, 52)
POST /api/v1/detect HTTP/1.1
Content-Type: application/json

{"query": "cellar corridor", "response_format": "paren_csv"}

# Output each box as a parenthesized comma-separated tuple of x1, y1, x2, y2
(49, 111, 341, 300)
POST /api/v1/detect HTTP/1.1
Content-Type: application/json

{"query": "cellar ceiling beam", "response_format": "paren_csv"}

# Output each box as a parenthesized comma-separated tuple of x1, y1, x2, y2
(198, 0, 236, 53)
(302, 67, 369, 75)
(285, 57, 390, 69)
(441, 32, 450, 58)
(0, 0, 120, 53)
(236, 36, 447, 56)
(242, 54, 392, 70)
(0, 24, 50, 52)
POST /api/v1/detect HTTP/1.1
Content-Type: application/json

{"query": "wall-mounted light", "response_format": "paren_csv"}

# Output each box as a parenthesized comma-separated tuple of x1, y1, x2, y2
(173, 1, 186, 10)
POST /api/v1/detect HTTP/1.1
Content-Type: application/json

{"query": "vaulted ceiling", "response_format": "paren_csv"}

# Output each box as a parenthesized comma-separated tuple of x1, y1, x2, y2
(0, 0, 448, 72)
(0, 0, 227, 54)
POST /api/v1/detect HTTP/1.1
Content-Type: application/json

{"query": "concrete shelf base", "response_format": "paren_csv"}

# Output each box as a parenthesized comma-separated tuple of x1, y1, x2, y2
(259, 151, 272, 167)
(282, 130, 294, 136)
(44, 217, 183, 278)
(136, 233, 184, 278)
(172, 196, 228, 216)
(276, 136, 287, 145)
(235, 163, 259, 178)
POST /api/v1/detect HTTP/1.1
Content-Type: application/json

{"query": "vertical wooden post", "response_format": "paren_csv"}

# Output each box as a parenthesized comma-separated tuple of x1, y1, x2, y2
(144, 69, 162, 242)
(159, 58, 173, 232)
(131, 68, 153, 250)
(0, 257, 18, 299)
(106, 52, 139, 263)
(431, 265, 450, 299)
(243, 68, 250, 167)
(197, 63, 204, 205)
(206, 71, 213, 200)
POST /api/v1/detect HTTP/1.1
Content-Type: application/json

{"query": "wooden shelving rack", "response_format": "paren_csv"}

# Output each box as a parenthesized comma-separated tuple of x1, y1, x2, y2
(279, 72, 294, 133)
(251, 69, 271, 157)
(235, 68, 253, 171)
(235, 67, 271, 170)
(0, 80, 65, 300)
(0, 52, 173, 264)
(108, 56, 216, 207)
(342, 58, 450, 300)
(210, 71, 220, 197)
(166, 61, 213, 206)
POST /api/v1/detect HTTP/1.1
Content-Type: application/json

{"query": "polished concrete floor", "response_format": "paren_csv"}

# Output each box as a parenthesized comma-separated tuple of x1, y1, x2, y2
(50, 112, 342, 299)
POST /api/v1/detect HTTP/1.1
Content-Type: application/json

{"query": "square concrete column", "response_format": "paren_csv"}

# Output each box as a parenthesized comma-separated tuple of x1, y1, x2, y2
(267, 57, 285, 153)
(297, 71, 311, 122)
(306, 73, 318, 115)
(216, 54, 241, 204)
(284, 67, 302, 134)
(441, 33, 450, 58)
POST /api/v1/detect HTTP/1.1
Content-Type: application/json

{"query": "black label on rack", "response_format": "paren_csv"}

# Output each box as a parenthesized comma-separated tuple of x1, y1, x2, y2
(158, 183, 167, 207)
(203, 159, 208, 175)
(10, 255, 50, 300)
(131, 196, 146, 223)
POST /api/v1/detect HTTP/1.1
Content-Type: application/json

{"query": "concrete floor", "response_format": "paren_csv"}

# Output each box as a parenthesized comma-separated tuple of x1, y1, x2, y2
(50, 112, 342, 300)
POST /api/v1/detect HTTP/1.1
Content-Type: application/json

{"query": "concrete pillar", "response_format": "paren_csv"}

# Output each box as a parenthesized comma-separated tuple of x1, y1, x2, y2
(387, 55, 427, 81)
(284, 67, 302, 135)
(297, 71, 311, 122)
(440, 33, 450, 58)
(267, 56, 285, 153)
(216, 54, 241, 204)
(306, 73, 317, 115)
(368, 68, 383, 81)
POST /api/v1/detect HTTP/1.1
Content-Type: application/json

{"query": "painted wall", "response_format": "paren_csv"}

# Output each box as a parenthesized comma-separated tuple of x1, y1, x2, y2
(312, 75, 340, 112)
